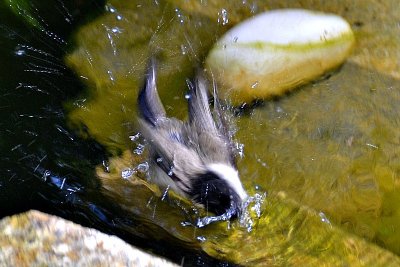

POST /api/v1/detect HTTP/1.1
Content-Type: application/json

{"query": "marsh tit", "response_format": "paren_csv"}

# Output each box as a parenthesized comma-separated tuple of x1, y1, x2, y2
(137, 59, 247, 218)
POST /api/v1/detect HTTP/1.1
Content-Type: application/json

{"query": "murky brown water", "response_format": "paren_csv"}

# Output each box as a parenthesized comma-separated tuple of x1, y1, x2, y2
(63, 0, 400, 265)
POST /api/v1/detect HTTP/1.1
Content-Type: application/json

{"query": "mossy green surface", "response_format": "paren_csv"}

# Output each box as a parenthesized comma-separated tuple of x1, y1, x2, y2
(65, 0, 400, 264)
(218, 32, 355, 52)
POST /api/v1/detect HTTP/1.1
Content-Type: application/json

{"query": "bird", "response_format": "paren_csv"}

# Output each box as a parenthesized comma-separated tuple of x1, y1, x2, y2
(137, 59, 247, 218)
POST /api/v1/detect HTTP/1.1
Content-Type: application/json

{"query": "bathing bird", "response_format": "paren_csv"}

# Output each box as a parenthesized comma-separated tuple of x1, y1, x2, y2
(137, 59, 247, 217)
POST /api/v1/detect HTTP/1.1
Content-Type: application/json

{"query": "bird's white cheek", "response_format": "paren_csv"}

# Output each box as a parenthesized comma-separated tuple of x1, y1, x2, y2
(207, 163, 247, 201)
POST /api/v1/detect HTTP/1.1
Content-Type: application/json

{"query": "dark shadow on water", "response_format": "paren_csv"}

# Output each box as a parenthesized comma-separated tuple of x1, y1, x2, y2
(0, 1, 237, 266)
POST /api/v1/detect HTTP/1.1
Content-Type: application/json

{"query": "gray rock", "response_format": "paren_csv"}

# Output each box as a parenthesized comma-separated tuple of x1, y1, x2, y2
(0, 210, 178, 267)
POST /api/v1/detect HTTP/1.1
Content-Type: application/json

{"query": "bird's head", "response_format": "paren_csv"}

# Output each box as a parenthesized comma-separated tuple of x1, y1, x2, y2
(189, 163, 247, 217)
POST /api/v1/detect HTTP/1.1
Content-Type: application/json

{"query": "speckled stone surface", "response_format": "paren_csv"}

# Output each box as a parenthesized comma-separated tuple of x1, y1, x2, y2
(0, 210, 178, 267)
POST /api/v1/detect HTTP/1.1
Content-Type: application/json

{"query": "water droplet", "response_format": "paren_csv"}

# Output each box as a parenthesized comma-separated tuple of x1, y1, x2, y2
(102, 160, 110, 173)
(60, 177, 66, 189)
(233, 36, 238, 43)
(129, 133, 140, 141)
(116, 14, 123, 21)
(42, 170, 51, 181)
(168, 167, 174, 176)
(180, 221, 192, 227)
(235, 142, 244, 158)
(175, 8, 185, 24)
(251, 81, 259, 89)
(107, 70, 115, 82)
(180, 44, 188, 55)
(111, 27, 122, 34)
(73, 98, 87, 108)
(156, 157, 163, 163)
(15, 49, 26, 56)
(134, 144, 145, 155)
(257, 158, 268, 168)
(319, 212, 332, 226)
(105, 4, 116, 13)
(366, 143, 379, 149)
(161, 185, 170, 201)
(121, 168, 134, 179)
(137, 162, 149, 173)
(184, 93, 191, 100)
(218, 8, 229, 26)
(196, 236, 207, 242)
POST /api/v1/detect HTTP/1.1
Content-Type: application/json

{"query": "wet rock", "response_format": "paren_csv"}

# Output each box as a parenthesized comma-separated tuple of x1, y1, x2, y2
(0, 210, 178, 267)
(206, 9, 354, 104)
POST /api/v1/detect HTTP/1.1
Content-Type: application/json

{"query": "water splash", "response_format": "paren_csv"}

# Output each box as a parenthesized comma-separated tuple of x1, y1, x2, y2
(218, 8, 229, 26)
(319, 211, 332, 227)
(15, 48, 26, 56)
(161, 185, 170, 201)
(193, 192, 266, 228)
(181, 44, 188, 55)
(251, 81, 259, 89)
(167, 166, 174, 177)
(239, 193, 266, 232)
(195, 211, 233, 228)
(42, 170, 51, 182)
(121, 168, 135, 179)
(107, 70, 115, 82)
(105, 4, 117, 13)
(133, 143, 145, 155)
(102, 160, 110, 173)
(196, 236, 207, 242)
(129, 133, 140, 141)
(174, 8, 185, 25)
(235, 142, 245, 158)
(136, 162, 149, 173)
(111, 27, 123, 34)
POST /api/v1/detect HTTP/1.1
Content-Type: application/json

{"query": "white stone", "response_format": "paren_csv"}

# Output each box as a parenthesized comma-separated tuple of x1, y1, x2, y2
(206, 9, 355, 104)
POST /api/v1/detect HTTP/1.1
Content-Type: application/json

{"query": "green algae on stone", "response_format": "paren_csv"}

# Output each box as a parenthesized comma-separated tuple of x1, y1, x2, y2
(261, 0, 400, 79)
(203, 193, 400, 266)
(205, 9, 355, 104)
(95, 151, 400, 266)
(65, 0, 400, 261)
(235, 62, 400, 256)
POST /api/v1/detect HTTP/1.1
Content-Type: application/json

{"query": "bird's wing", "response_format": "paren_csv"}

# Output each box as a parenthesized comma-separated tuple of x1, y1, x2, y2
(187, 70, 219, 135)
(138, 58, 166, 126)
(187, 71, 237, 166)
(139, 118, 205, 194)
(210, 75, 234, 145)
(196, 131, 235, 165)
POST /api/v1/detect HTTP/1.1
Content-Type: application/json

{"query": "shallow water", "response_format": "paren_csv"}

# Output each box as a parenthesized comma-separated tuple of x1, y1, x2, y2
(2, 0, 400, 266)
(0, 1, 227, 265)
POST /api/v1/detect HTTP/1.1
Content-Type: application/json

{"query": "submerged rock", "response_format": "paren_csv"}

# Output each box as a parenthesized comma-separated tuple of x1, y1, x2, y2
(65, 0, 400, 262)
(96, 150, 400, 266)
(206, 9, 355, 104)
(0, 210, 178, 267)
